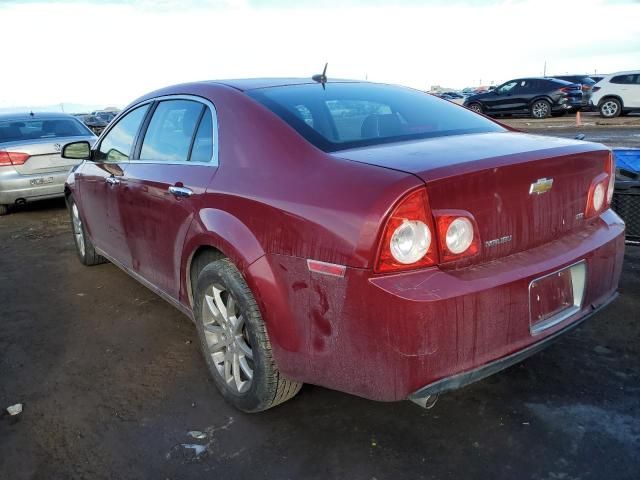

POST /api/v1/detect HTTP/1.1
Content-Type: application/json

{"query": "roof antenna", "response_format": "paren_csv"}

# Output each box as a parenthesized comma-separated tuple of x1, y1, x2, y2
(29, 111, 34, 117)
(312, 63, 328, 89)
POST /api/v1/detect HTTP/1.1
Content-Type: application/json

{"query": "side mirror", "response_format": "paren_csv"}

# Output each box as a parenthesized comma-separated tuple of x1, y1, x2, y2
(62, 141, 91, 160)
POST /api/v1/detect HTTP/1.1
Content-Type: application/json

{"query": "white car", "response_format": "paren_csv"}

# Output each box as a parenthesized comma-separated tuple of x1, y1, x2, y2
(590, 70, 640, 118)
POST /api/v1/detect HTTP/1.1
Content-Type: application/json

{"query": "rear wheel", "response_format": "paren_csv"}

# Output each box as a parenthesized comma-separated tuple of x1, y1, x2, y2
(467, 102, 483, 114)
(599, 98, 621, 118)
(530, 99, 551, 119)
(0, 204, 7, 216)
(68, 195, 106, 266)
(194, 258, 302, 412)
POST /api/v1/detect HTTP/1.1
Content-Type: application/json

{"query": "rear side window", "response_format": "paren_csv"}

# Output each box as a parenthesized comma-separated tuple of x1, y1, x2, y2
(96, 104, 149, 161)
(140, 100, 204, 162)
(248, 83, 504, 152)
(0, 118, 91, 144)
(610, 74, 638, 85)
(189, 108, 214, 163)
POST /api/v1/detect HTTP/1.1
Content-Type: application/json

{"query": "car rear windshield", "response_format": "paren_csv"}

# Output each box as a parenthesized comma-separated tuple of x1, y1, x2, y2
(247, 83, 505, 152)
(0, 118, 91, 144)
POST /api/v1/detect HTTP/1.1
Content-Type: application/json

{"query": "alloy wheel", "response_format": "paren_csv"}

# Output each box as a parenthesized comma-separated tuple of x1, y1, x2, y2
(532, 101, 550, 119)
(201, 284, 254, 394)
(71, 203, 85, 257)
(601, 100, 619, 117)
(469, 103, 482, 113)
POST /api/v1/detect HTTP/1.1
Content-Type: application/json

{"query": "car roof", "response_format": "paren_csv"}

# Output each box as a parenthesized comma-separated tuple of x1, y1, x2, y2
(0, 112, 76, 121)
(605, 70, 640, 77)
(209, 77, 361, 91)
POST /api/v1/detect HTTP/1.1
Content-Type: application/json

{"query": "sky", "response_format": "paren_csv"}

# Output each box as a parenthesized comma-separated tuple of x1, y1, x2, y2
(0, 0, 639, 112)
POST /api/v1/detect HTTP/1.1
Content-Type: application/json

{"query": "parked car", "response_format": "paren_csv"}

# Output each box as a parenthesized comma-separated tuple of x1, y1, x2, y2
(0, 113, 96, 215)
(590, 70, 640, 118)
(91, 110, 118, 123)
(590, 75, 605, 83)
(464, 78, 583, 118)
(62, 79, 623, 412)
(80, 114, 108, 135)
(550, 75, 597, 108)
(439, 91, 465, 105)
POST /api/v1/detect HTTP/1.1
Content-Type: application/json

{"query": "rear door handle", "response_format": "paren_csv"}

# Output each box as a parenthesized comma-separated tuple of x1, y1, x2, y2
(168, 186, 193, 198)
(105, 176, 120, 185)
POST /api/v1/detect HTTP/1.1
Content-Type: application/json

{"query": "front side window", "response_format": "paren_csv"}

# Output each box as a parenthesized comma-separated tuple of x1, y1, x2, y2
(140, 100, 204, 162)
(95, 104, 149, 161)
(497, 81, 518, 94)
(248, 82, 504, 152)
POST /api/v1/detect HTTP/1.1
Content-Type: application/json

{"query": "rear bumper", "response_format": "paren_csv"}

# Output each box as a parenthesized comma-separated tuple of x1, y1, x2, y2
(409, 292, 617, 404)
(250, 210, 625, 402)
(0, 167, 70, 204)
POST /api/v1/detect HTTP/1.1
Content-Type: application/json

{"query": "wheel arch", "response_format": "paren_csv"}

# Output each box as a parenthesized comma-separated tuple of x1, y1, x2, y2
(598, 94, 624, 108)
(181, 208, 266, 309)
(528, 95, 553, 108)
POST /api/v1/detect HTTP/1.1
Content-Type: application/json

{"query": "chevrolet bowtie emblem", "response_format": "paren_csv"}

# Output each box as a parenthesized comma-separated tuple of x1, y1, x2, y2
(529, 177, 553, 195)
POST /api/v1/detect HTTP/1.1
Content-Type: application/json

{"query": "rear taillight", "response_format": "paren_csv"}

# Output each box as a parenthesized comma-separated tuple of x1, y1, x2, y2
(592, 86, 601, 93)
(375, 188, 437, 273)
(585, 152, 614, 218)
(375, 190, 481, 273)
(435, 211, 480, 262)
(582, 85, 591, 91)
(0, 151, 30, 166)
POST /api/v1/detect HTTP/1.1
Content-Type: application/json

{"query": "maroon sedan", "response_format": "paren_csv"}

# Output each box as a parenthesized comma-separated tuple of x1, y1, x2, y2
(62, 79, 624, 412)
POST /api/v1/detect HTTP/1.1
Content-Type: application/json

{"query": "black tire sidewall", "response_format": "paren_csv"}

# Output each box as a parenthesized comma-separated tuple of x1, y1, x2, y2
(193, 261, 272, 412)
(67, 195, 89, 265)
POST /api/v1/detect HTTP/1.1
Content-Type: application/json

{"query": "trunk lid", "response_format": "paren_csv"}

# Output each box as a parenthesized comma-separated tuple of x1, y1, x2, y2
(1, 136, 93, 175)
(334, 132, 610, 263)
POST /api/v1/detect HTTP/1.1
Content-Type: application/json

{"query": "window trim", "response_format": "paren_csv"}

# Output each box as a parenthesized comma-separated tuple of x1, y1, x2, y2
(94, 94, 219, 166)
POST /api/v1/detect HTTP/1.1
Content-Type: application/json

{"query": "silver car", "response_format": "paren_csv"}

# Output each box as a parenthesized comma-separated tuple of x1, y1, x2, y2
(0, 112, 96, 215)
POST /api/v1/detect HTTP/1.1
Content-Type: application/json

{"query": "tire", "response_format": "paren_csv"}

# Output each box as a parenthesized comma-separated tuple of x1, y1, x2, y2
(68, 195, 106, 266)
(194, 258, 302, 412)
(599, 98, 622, 118)
(530, 99, 551, 119)
(0, 204, 8, 216)
(467, 102, 483, 114)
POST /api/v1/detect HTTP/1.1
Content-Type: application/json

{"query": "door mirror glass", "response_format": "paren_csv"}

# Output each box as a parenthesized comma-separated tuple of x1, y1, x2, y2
(62, 141, 91, 160)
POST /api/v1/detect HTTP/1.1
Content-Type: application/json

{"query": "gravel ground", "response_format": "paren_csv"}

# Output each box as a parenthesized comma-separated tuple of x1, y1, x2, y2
(1, 125, 639, 479)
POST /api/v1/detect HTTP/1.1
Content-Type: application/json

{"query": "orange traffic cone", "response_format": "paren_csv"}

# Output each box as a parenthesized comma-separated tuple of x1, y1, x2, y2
(576, 110, 583, 126)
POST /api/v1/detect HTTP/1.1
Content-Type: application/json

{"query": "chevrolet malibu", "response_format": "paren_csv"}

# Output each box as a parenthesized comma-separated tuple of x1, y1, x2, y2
(62, 79, 624, 412)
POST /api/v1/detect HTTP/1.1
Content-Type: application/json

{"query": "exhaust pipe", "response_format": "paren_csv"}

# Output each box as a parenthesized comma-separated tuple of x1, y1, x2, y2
(410, 394, 439, 409)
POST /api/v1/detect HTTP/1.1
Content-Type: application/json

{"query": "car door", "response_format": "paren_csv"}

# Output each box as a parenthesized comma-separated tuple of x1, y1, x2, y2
(510, 79, 536, 112)
(77, 104, 150, 265)
(628, 74, 640, 108)
(484, 81, 518, 113)
(119, 97, 218, 300)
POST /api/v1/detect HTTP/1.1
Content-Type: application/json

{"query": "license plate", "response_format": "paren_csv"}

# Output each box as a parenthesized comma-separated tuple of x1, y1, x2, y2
(529, 261, 586, 335)
(30, 176, 54, 186)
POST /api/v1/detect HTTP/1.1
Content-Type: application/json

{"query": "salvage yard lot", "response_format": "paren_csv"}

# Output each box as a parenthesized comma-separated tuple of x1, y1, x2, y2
(1, 121, 640, 480)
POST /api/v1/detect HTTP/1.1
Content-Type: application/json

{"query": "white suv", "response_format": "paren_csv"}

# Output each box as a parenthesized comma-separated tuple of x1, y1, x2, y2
(591, 70, 640, 118)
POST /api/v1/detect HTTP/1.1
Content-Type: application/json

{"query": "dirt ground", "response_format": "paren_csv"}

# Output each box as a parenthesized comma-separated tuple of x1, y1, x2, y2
(1, 125, 639, 479)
